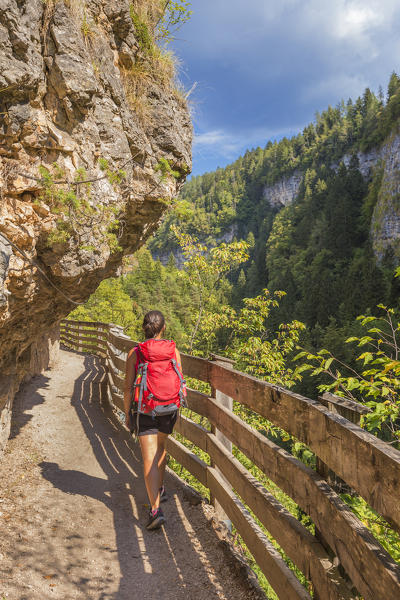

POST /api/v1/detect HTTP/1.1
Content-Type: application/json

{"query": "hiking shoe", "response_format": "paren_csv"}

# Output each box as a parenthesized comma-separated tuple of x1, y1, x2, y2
(160, 485, 168, 503)
(146, 507, 165, 530)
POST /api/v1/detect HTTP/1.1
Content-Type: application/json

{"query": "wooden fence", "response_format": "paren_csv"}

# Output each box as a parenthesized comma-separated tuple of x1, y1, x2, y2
(60, 319, 400, 600)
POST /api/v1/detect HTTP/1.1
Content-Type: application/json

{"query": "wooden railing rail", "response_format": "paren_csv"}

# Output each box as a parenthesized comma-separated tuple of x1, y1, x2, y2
(318, 392, 371, 424)
(315, 392, 373, 499)
(60, 319, 400, 600)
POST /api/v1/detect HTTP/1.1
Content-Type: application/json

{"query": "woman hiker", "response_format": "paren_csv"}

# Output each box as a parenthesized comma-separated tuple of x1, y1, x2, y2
(124, 310, 185, 530)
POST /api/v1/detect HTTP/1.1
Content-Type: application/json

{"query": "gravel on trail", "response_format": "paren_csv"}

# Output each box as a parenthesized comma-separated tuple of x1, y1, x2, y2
(0, 349, 263, 600)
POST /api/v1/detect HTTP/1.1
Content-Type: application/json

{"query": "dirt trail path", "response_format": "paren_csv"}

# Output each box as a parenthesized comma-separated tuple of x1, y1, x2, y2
(0, 349, 261, 600)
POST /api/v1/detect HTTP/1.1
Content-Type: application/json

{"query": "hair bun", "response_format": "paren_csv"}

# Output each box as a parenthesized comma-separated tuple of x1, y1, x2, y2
(142, 310, 165, 339)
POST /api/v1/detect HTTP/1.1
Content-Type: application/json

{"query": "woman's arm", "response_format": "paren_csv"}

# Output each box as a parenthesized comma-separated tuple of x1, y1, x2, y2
(124, 347, 137, 426)
(174, 347, 186, 403)
(175, 347, 182, 370)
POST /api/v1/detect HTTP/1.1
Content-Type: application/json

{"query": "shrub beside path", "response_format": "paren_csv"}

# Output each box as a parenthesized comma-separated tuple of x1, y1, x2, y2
(0, 349, 262, 600)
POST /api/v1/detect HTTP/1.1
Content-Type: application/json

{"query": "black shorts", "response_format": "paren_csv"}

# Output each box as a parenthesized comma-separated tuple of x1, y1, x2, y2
(131, 411, 178, 436)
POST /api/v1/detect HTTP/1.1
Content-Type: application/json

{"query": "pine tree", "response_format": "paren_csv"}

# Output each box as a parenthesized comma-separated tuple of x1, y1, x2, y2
(387, 71, 400, 100)
(237, 269, 246, 288)
(167, 252, 177, 271)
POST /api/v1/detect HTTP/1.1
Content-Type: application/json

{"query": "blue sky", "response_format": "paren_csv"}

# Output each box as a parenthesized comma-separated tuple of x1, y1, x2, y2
(171, 0, 400, 176)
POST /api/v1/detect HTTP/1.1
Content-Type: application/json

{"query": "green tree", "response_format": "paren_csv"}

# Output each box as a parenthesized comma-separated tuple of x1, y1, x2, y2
(172, 226, 249, 353)
(69, 278, 139, 337)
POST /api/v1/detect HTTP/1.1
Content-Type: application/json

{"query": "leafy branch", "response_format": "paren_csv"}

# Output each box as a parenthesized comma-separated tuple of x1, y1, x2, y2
(294, 295, 400, 445)
(156, 0, 192, 42)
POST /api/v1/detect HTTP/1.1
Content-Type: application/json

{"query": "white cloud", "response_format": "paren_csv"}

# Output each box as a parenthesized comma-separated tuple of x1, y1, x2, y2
(194, 129, 246, 160)
(300, 72, 368, 104)
(184, 0, 400, 66)
(176, 0, 400, 173)
(194, 130, 227, 147)
(194, 125, 303, 160)
(335, 5, 381, 38)
(187, 1, 397, 44)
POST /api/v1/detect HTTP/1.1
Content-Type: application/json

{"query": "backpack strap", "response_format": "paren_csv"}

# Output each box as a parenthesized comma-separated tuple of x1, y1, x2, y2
(134, 361, 149, 437)
(171, 358, 187, 408)
(128, 348, 139, 437)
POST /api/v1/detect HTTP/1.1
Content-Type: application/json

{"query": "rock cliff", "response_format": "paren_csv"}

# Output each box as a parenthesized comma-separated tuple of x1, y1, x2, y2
(262, 130, 400, 261)
(262, 143, 388, 209)
(262, 171, 303, 208)
(370, 132, 400, 260)
(0, 0, 192, 451)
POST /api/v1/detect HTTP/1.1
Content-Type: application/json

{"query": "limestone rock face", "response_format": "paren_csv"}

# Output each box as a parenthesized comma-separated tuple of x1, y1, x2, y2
(262, 133, 400, 262)
(370, 133, 400, 261)
(262, 147, 384, 210)
(0, 0, 192, 380)
(262, 171, 303, 208)
(0, 0, 191, 451)
(339, 146, 381, 179)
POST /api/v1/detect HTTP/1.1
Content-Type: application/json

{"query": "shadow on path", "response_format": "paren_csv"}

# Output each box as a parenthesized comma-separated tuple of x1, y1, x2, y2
(9, 373, 51, 441)
(39, 353, 233, 600)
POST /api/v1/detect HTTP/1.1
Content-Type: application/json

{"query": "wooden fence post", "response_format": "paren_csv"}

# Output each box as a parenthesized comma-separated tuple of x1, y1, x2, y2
(314, 392, 367, 599)
(64, 320, 70, 349)
(106, 324, 131, 411)
(99, 324, 109, 406)
(210, 354, 234, 531)
(108, 324, 131, 356)
(108, 323, 125, 337)
(316, 392, 371, 494)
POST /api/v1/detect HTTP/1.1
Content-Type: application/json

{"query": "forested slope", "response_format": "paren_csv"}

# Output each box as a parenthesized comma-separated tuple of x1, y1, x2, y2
(149, 72, 400, 353)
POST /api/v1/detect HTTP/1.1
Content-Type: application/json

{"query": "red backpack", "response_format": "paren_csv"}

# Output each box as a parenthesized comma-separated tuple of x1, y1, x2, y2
(132, 339, 186, 420)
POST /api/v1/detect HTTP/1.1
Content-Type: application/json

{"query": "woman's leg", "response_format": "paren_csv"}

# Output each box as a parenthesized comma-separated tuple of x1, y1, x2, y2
(139, 433, 161, 511)
(157, 431, 169, 489)
(139, 413, 175, 511)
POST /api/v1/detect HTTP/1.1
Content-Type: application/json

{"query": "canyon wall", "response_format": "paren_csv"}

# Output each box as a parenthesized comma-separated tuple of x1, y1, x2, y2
(0, 0, 192, 453)
(262, 130, 400, 261)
